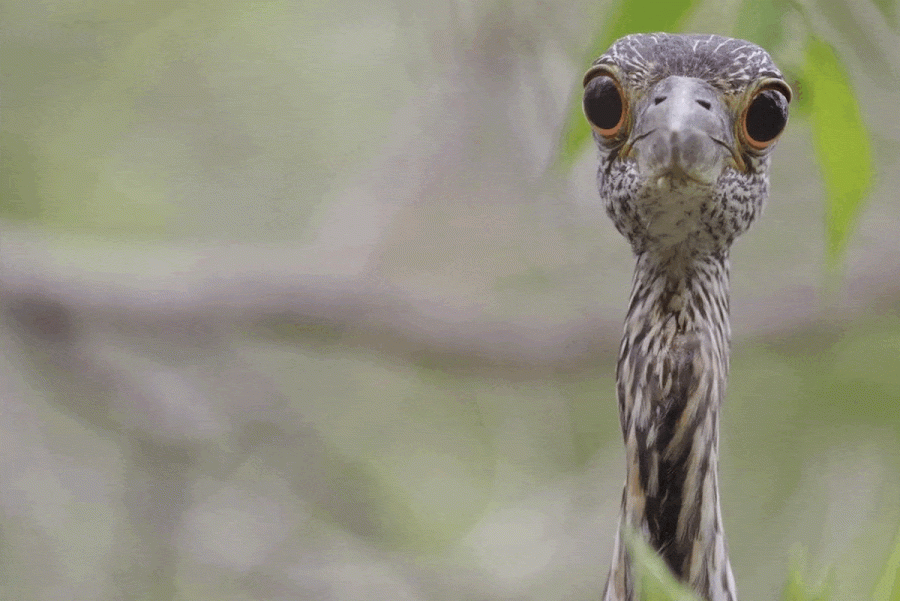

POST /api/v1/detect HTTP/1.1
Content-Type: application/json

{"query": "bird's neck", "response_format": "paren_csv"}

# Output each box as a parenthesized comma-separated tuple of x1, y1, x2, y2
(605, 249, 737, 601)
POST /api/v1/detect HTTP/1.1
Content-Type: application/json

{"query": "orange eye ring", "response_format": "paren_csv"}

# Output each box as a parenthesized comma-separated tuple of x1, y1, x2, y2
(583, 69, 628, 139)
(741, 82, 791, 150)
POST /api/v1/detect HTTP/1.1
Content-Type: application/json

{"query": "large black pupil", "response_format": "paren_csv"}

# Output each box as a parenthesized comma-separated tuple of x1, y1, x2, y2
(584, 76, 622, 130)
(745, 89, 788, 143)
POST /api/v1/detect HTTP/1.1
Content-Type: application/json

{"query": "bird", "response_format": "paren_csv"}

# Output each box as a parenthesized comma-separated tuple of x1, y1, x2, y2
(581, 33, 791, 601)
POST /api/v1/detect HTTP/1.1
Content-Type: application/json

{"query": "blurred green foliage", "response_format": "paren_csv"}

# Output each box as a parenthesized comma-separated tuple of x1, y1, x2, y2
(1, 1, 414, 239)
(0, 132, 42, 221)
(874, 528, 900, 601)
(627, 532, 702, 601)
(734, 0, 789, 53)
(628, 508, 900, 600)
(803, 36, 874, 270)
(781, 568, 831, 601)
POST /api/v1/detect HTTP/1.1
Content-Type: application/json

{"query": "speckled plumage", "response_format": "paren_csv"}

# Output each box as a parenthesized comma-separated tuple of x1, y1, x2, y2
(585, 33, 790, 601)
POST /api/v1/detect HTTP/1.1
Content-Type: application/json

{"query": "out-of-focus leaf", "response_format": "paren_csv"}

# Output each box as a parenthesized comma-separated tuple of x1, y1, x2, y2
(782, 569, 830, 601)
(871, 0, 898, 29)
(28, 4, 222, 235)
(733, 0, 788, 51)
(625, 530, 702, 601)
(816, 1, 894, 78)
(0, 131, 41, 221)
(874, 527, 900, 601)
(602, 0, 698, 46)
(553, 0, 698, 172)
(781, 566, 831, 601)
(802, 36, 874, 268)
(785, 70, 812, 117)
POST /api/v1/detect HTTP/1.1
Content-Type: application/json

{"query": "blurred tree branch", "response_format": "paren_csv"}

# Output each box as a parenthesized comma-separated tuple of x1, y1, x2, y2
(0, 223, 616, 376)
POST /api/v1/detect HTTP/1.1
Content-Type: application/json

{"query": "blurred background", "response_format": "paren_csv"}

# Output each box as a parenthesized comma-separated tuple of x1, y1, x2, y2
(2, 1, 899, 600)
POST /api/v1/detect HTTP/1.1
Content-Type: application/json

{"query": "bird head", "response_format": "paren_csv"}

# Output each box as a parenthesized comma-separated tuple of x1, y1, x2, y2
(583, 33, 791, 258)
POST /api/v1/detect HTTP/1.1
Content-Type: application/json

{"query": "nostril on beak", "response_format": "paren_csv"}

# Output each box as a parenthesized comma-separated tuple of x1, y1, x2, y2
(632, 76, 733, 183)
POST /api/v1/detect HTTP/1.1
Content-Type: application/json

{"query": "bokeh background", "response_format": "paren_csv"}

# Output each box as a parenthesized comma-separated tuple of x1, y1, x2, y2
(2, 1, 899, 600)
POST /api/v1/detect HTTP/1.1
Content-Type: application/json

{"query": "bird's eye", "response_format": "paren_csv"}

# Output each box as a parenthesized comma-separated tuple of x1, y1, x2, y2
(742, 87, 789, 149)
(583, 74, 626, 138)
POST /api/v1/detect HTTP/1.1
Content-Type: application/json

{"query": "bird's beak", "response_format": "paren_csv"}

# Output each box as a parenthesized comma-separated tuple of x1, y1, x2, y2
(629, 76, 734, 186)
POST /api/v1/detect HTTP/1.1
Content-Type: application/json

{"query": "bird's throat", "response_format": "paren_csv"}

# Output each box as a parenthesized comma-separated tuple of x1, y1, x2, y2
(605, 250, 737, 601)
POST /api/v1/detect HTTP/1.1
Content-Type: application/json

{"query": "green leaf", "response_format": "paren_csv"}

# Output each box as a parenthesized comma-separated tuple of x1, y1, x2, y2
(874, 527, 900, 601)
(802, 36, 874, 269)
(871, 0, 898, 29)
(815, 1, 894, 79)
(602, 0, 698, 46)
(625, 530, 703, 601)
(553, 91, 594, 174)
(733, 0, 788, 51)
(781, 566, 831, 601)
(785, 70, 812, 117)
(553, 0, 699, 173)
(0, 131, 42, 221)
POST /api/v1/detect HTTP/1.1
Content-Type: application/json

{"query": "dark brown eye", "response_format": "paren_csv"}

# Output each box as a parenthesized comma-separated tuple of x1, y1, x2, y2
(743, 87, 789, 149)
(583, 74, 626, 138)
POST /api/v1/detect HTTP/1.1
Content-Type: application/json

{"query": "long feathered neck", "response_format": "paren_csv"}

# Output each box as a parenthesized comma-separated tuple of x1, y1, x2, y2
(604, 248, 737, 601)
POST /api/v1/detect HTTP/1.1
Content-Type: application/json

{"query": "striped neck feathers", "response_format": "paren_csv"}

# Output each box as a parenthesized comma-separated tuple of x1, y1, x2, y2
(606, 249, 737, 601)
